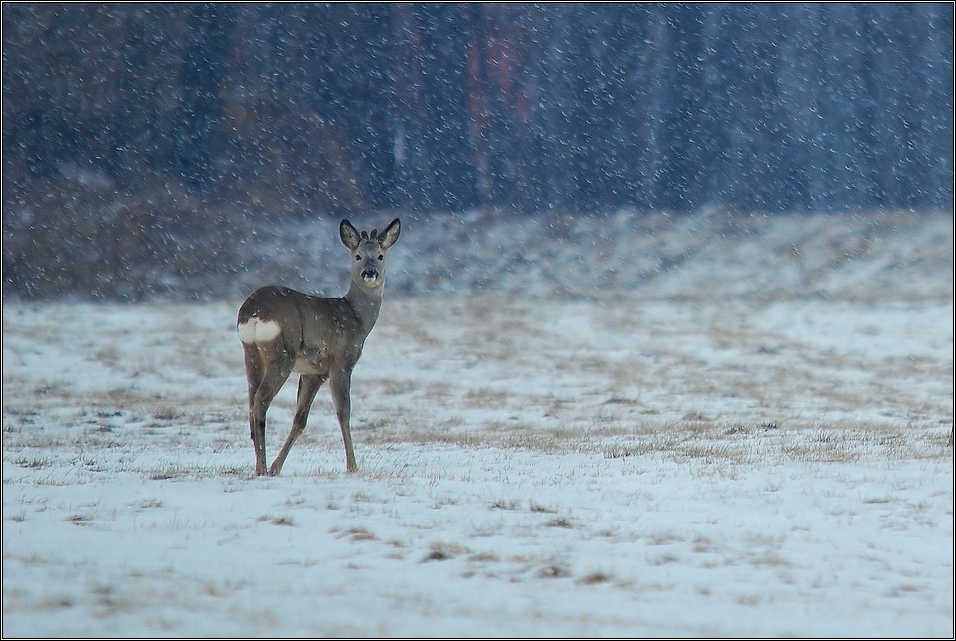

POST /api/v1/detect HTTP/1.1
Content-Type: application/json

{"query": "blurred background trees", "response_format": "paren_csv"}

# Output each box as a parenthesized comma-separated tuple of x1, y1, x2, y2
(3, 3, 953, 298)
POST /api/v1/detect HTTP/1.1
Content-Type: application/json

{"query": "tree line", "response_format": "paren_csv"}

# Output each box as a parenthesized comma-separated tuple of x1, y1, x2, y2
(3, 3, 953, 219)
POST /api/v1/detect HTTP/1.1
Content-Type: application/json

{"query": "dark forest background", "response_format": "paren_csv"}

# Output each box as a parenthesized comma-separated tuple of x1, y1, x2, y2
(2, 3, 954, 298)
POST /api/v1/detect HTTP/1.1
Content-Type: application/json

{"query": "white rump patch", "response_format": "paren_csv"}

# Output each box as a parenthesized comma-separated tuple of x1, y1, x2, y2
(237, 318, 281, 344)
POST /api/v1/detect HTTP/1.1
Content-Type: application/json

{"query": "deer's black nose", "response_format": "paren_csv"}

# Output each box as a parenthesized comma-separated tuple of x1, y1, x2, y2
(362, 268, 378, 281)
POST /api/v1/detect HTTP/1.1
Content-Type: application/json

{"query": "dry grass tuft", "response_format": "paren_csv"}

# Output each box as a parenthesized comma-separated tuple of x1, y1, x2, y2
(577, 570, 614, 585)
(422, 541, 470, 562)
(536, 563, 572, 579)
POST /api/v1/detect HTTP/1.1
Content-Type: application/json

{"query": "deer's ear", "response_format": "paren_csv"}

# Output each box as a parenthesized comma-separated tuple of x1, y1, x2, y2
(340, 220, 361, 250)
(380, 218, 401, 250)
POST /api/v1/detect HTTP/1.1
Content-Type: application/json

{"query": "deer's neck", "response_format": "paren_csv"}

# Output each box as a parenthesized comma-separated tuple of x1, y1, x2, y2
(344, 280, 384, 336)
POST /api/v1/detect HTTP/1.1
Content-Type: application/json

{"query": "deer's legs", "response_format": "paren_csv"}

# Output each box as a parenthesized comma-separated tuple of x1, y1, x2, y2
(243, 346, 267, 475)
(269, 374, 326, 476)
(247, 346, 294, 476)
(330, 365, 357, 472)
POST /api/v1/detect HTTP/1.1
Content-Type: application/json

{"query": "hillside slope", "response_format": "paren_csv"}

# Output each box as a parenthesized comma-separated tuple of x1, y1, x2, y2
(233, 209, 953, 304)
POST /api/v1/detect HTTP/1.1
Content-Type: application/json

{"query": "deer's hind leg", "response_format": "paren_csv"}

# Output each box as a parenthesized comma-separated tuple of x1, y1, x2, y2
(269, 374, 326, 476)
(244, 342, 294, 476)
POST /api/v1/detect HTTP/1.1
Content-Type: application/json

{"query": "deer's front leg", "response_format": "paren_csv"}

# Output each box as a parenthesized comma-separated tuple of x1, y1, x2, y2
(330, 364, 357, 473)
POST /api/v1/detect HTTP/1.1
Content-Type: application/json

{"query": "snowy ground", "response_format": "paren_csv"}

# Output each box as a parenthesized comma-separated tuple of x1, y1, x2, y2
(3, 210, 953, 637)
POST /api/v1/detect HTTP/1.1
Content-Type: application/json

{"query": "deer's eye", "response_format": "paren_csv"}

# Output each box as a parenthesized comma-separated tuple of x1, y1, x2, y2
(378, 254, 384, 261)
(355, 255, 362, 261)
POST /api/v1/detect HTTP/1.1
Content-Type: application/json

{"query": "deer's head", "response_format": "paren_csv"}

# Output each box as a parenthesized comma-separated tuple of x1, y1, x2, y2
(340, 218, 401, 290)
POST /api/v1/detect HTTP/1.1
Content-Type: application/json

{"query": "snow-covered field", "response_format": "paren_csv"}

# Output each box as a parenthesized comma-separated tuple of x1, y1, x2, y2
(3, 210, 953, 637)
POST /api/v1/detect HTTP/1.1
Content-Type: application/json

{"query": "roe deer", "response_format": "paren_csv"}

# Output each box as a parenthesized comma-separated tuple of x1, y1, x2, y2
(237, 218, 401, 475)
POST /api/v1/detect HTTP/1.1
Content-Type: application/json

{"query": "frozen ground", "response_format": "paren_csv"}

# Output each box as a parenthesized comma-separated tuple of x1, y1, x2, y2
(3, 209, 953, 637)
